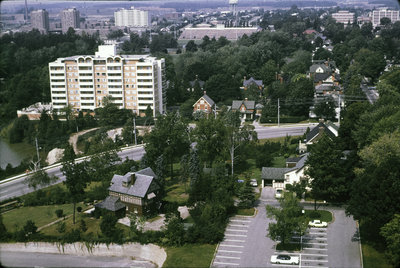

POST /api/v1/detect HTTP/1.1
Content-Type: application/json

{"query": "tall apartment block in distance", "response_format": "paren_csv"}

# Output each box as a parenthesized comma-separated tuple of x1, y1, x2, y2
(114, 7, 149, 27)
(371, 9, 400, 27)
(61, 8, 80, 32)
(49, 45, 166, 117)
(31, 9, 49, 33)
(331, 10, 355, 24)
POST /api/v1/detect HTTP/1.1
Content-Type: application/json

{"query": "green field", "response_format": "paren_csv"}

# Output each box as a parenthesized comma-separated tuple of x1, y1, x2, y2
(362, 244, 393, 268)
(2, 203, 87, 232)
(164, 244, 216, 268)
(304, 209, 333, 222)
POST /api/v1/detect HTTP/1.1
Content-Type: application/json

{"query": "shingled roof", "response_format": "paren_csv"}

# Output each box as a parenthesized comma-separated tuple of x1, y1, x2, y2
(189, 79, 205, 88)
(95, 196, 126, 211)
(109, 167, 158, 198)
(194, 93, 215, 107)
(243, 77, 263, 87)
(261, 167, 291, 180)
(306, 121, 338, 143)
(232, 100, 255, 110)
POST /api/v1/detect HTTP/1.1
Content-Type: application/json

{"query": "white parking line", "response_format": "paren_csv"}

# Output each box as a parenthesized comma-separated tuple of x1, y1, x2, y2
(219, 244, 244, 248)
(300, 253, 328, 257)
(231, 219, 251, 223)
(301, 265, 328, 268)
(303, 248, 327, 251)
(224, 239, 245, 242)
(215, 255, 241, 259)
(225, 234, 247, 237)
(213, 261, 239, 266)
(229, 224, 249, 228)
(304, 242, 327, 245)
(309, 232, 327, 235)
(226, 229, 248, 232)
(218, 250, 242, 254)
(301, 259, 328, 263)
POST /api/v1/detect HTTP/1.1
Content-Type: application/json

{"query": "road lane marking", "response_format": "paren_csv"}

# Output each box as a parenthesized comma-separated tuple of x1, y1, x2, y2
(304, 242, 327, 245)
(215, 255, 241, 259)
(218, 250, 242, 254)
(224, 239, 245, 242)
(213, 261, 239, 266)
(309, 232, 327, 235)
(226, 229, 248, 232)
(219, 244, 244, 248)
(225, 234, 247, 237)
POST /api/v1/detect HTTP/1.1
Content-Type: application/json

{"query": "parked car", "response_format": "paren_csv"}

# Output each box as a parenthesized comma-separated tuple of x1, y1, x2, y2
(308, 219, 328, 228)
(250, 179, 258, 187)
(275, 189, 283, 198)
(270, 254, 299, 265)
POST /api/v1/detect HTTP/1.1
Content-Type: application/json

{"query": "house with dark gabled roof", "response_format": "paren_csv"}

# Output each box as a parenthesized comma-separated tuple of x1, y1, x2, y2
(193, 91, 216, 118)
(261, 153, 309, 189)
(96, 167, 160, 216)
(242, 76, 264, 90)
(188, 76, 205, 92)
(308, 60, 340, 86)
(299, 119, 339, 152)
(231, 98, 255, 119)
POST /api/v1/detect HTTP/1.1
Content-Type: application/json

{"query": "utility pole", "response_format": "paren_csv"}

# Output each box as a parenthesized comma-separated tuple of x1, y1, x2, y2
(338, 94, 341, 125)
(214, 104, 217, 119)
(133, 116, 137, 145)
(35, 137, 40, 171)
(277, 98, 280, 127)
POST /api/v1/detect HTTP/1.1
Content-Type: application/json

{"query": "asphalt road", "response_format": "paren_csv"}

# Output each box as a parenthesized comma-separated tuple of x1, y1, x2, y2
(0, 251, 155, 268)
(0, 124, 313, 202)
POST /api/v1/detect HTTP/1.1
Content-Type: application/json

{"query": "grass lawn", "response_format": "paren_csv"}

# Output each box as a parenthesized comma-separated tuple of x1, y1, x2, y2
(362, 244, 393, 268)
(164, 244, 216, 268)
(272, 156, 286, 168)
(2, 203, 87, 232)
(237, 208, 255, 216)
(164, 183, 189, 205)
(304, 209, 333, 222)
(41, 212, 130, 239)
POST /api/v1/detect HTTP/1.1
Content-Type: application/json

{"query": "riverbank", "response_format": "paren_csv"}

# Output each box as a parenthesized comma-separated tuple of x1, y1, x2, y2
(0, 138, 35, 170)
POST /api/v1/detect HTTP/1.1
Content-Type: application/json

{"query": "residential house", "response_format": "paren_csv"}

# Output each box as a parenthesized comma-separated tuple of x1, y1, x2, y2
(231, 99, 255, 119)
(308, 60, 340, 86)
(193, 91, 216, 117)
(188, 76, 205, 92)
(299, 119, 339, 153)
(261, 153, 309, 189)
(95, 167, 160, 216)
(255, 103, 264, 118)
(242, 77, 264, 90)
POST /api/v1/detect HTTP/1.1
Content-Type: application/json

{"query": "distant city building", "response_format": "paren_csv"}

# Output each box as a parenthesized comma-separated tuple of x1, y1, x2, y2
(31, 9, 49, 33)
(49, 45, 166, 117)
(371, 9, 400, 27)
(61, 8, 80, 32)
(357, 15, 372, 25)
(331, 10, 355, 24)
(114, 7, 150, 27)
(179, 24, 259, 41)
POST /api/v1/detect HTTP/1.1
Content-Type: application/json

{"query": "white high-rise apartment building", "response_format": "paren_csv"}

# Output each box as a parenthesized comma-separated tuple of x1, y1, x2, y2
(114, 7, 149, 27)
(49, 45, 166, 117)
(31, 9, 49, 33)
(332, 10, 355, 24)
(61, 8, 80, 32)
(371, 9, 400, 27)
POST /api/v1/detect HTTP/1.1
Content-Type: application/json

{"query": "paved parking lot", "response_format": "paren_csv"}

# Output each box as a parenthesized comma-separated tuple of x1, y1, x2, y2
(212, 216, 252, 267)
(212, 188, 361, 267)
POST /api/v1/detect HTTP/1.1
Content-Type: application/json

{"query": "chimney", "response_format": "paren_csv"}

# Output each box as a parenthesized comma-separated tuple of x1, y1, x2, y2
(203, 91, 207, 95)
(244, 76, 247, 81)
(319, 126, 325, 135)
(131, 173, 136, 185)
(245, 98, 248, 101)
(319, 118, 325, 123)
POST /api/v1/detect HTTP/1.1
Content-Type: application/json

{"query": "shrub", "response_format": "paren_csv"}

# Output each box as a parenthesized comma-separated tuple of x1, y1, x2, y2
(55, 209, 64, 218)
(77, 206, 82, 213)
(56, 222, 66, 233)
(79, 219, 87, 232)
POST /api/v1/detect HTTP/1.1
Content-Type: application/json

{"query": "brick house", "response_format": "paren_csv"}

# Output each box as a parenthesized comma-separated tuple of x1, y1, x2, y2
(231, 99, 255, 119)
(193, 91, 216, 117)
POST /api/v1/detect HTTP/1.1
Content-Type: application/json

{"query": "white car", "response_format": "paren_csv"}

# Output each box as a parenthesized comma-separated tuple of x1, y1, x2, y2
(270, 254, 299, 265)
(275, 189, 283, 198)
(250, 179, 258, 187)
(308, 219, 328, 228)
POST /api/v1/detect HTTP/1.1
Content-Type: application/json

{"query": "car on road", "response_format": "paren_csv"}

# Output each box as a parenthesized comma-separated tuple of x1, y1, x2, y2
(250, 179, 258, 187)
(309, 219, 328, 228)
(270, 254, 299, 265)
(275, 189, 283, 198)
